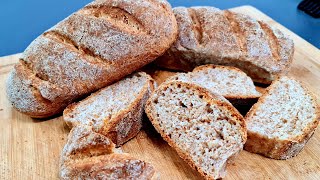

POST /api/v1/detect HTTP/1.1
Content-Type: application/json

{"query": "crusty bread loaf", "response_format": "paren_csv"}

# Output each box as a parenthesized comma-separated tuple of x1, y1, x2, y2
(60, 125, 156, 179)
(6, 0, 177, 118)
(245, 76, 319, 159)
(167, 64, 261, 106)
(155, 6, 294, 84)
(145, 81, 246, 179)
(63, 72, 155, 147)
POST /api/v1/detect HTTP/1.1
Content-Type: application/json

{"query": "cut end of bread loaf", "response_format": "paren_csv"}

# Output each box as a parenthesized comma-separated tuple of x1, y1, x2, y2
(60, 125, 156, 180)
(63, 72, 155, 146)
(166, 64, 261, 106)
(145, 81, 246, 179)
(245, 76, 319, 159)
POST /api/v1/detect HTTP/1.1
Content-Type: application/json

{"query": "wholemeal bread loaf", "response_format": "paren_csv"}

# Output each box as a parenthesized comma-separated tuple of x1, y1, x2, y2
(145, 81, 246, 179)
(245, 76, 319, 159)
(155, 6, 294, 84)
(63, 72, 155, 147)
(60, 125, 156, 179)
(6, 0, 177, 118)
(167, 64, 261, 106)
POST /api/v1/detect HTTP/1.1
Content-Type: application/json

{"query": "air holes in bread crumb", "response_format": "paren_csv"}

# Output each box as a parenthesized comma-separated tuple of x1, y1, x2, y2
(205, 104, 213, 113)
(230, 120, 236, 125)
(179, 101, 187, 108)
(282, 119, 288, 123)
(153, 99, 158, 104)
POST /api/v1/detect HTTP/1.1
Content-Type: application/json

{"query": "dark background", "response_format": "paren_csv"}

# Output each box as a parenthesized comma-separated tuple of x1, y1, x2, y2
(0, 0, 319, 56)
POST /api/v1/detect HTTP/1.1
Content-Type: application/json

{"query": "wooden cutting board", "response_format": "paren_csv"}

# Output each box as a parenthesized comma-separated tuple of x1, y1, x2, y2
(1, 6, 320, 180)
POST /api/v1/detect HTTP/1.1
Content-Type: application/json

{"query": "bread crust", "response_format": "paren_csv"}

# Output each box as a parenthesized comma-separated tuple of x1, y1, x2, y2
(244, 76, 320, 159)
(60, 125, 156, 179)
(6, 0, 177, 118)
(145, 81, 247, 179)
(64, 72, 155, 147)
(155, 6, 294, 84)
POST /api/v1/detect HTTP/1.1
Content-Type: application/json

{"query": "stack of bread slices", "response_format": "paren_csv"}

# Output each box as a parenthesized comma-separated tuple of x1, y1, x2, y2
(6, 0, 319, 179)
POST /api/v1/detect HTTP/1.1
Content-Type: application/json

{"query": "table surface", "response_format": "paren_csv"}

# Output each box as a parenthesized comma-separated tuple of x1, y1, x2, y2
(0, 0, 319, 57)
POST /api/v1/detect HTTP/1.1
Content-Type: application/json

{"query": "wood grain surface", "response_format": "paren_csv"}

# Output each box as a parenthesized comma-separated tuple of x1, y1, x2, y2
(1, 6, 320, 180)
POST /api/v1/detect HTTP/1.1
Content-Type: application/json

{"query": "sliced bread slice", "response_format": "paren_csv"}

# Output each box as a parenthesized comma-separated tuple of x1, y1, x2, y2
(60, 125, 156, 179)
(145, 81, 246, 179)
(167, 65, 261, 106)
(63, 72, 155, 147)
(245, 76, 319, 159)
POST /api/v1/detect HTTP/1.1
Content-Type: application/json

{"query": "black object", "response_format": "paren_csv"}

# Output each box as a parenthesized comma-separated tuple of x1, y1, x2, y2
(298, 0, 320, 18)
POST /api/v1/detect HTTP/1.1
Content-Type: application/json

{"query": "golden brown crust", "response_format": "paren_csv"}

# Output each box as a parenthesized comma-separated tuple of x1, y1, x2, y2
(62, 153, 156, 180)
(155, 6, 294, 84)
(60, 125, 156, 179)
(244, 76, 320, 159)
(145, 81, 247, 179)
(6, 0, 177, 118)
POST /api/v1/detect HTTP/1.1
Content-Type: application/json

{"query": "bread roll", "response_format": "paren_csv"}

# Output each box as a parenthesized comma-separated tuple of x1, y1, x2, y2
(6, 0, 177, 118)
(155, 6, 294, 84)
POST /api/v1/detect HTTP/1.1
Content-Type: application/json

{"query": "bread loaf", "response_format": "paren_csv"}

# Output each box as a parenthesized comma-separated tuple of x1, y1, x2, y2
(145, 81, 246, 179)
(60, 125, 156, 179)
(63, 72, 155, 147)
(166, 64, 261, 106)
(245, 76, 319, 159)
(6, 0, 177, 118)
(155, 6, 294, 84)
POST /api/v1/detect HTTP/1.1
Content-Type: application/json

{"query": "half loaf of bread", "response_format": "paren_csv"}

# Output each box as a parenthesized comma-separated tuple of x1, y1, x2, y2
(155, 6, 294, 84)
(245, 76, 319, 159)
(6, 0, 177, 118)
(145, 81, 246, 179)
(167, 64, 261, 106)
(63, 72, 155, 147)
(60, 125, 156, 179)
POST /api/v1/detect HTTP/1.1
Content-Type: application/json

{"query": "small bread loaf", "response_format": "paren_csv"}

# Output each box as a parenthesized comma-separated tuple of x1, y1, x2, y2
(155, 6, 294, 84)
(167, 64, 261, 106)
(6, 0, 177, 118)
(60, 125, 156, 179)
(145, 81, 246, 179)
(63, 72, 155, 147)
(245, 76, 319, 159)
